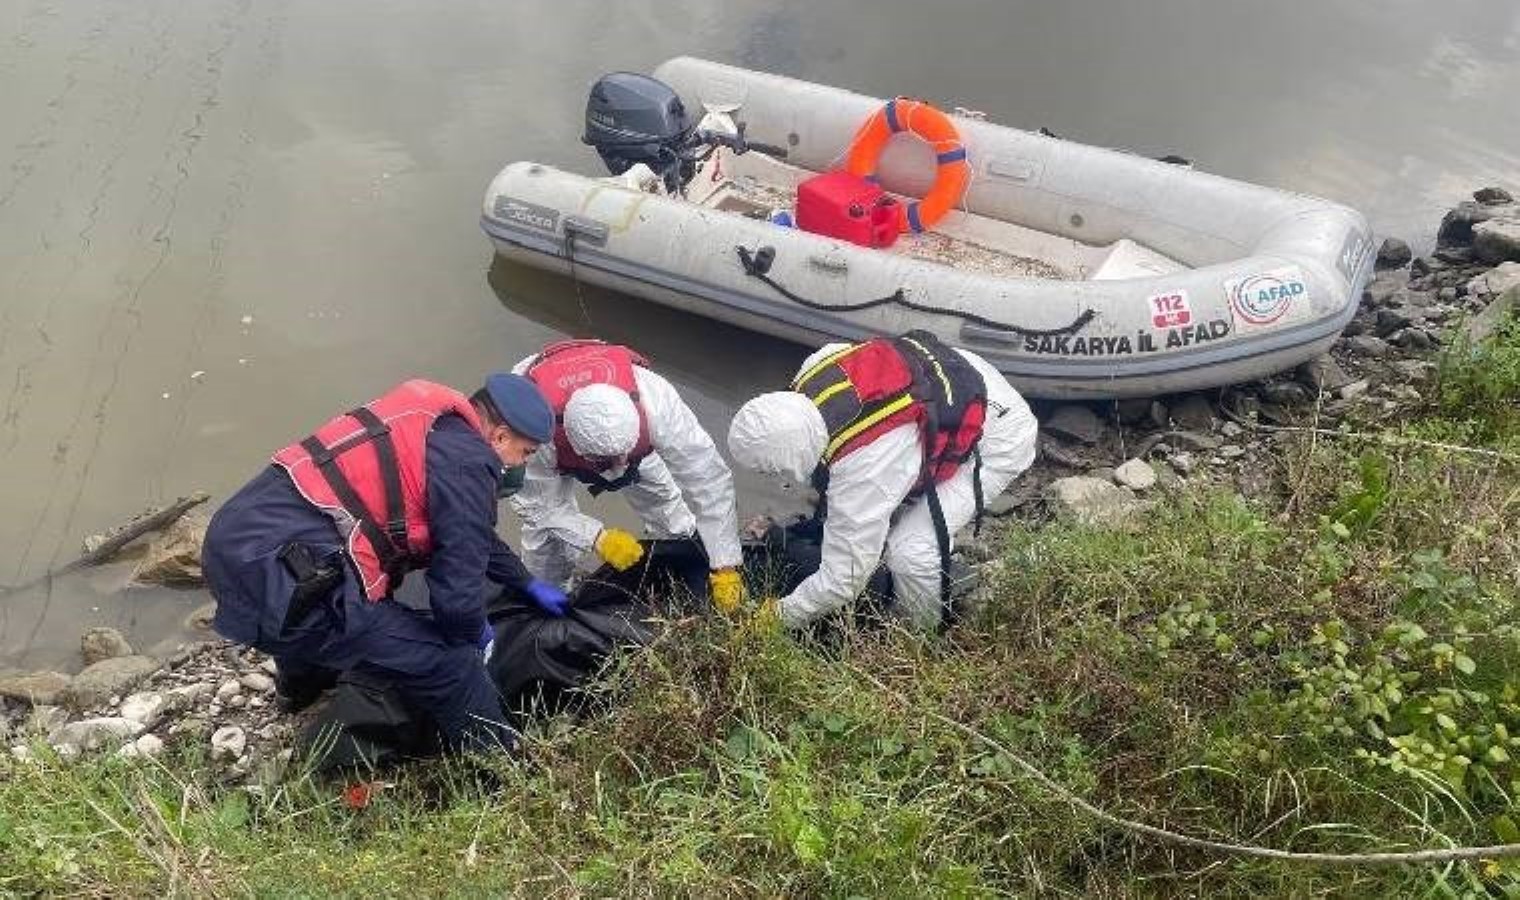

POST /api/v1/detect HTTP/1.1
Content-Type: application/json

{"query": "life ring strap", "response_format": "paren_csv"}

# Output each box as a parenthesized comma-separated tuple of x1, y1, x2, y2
(844, 97, 970, 234)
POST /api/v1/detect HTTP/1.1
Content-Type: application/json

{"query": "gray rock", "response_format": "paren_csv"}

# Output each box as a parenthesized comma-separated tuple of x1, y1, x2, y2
(1338, 381, 1370, 400)
(1220, 421, 1244, 439)
(984, 492, 1021, 517)
(130, 513, 208, 587)
(1045, 477, 1142, 527)
(1375, 237, 1412, 270)
(1474, 187, 1514, 205)
(1261, 381, 1311, 407)
(1411, 256, 1436, 277)
(1170, 395, 1215, 431)
(49, 717, 144, 752)
(1169, 452, 1196, 475)
(81, 627, 134, 666)
(1043, 405, 1105, 445)
(1374, 307, 1413, 338)
(1219, 445, 1247, 460)
(211, 725, 247, 760)
(184, 602, 217, 632)
(166, 682, 212, 711)
(239, 672, 275, 694)
(1363, 270, 1410, 307)
(1436, 245, 1477, 266)
(27, 705, 70, 734)
(64, 656, 159, 710)
(1463, 286, 1518, 345)
(1390, 328, 1435, 351)
(0, 671, 72, 706)
(1343, 335, 1390, 358)
(1474, 217, 1520, 265)
(215, 679, 242, 702)
(117, 734, 165, 759)
(1390, 360, 1433, 383)
(1088, 466, 1117, 483)
(1113, 458, 1158, 491)
(1296, 355, 1353, 393)
(1467, 263, 1520, 301)
(1341, 313, 1373, 337)
(1438, 201, 1498, 248)
(1165, 430, 1222, 452)
(118, 691, 166, 727)
(260, 658, 279, 677)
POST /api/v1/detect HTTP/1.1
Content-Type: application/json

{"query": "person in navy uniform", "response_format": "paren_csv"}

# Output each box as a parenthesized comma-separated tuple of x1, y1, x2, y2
(202, 374, 563, 752)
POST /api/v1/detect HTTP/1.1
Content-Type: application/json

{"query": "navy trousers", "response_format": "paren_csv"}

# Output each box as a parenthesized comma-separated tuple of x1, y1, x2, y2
(203, 467, 512, 752)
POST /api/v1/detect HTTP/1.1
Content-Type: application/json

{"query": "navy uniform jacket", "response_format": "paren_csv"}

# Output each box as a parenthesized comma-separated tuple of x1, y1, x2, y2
(204, 414, 532, 661)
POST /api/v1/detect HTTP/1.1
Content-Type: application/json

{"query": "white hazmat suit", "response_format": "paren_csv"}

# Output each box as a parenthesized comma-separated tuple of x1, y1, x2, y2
(729, 343, 1038, 630)
(510, 354, 742, 586)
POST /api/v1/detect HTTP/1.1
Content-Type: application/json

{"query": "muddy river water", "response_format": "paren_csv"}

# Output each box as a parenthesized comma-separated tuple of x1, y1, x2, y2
(3, 0, 1518, 668)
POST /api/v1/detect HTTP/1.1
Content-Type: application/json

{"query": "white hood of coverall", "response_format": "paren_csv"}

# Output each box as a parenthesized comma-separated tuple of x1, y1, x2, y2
(727, 391, 828, 486)
(563, 383, 640, 459)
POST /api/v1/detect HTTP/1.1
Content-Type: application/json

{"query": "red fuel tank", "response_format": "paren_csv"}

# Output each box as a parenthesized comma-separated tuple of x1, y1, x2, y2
(794, 171, 900, 249)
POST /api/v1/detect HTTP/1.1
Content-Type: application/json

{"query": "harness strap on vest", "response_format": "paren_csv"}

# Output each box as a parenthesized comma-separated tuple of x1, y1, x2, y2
(917, 400, 956, 623)
(575, 459, 644, 496)
(299, 433, 405, 579)
(971, 448, 985, 538)
(925, 480, 957, 632)
(347, 407, 408, 550)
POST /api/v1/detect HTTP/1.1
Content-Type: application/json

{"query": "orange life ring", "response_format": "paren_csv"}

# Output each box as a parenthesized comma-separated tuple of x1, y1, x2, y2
(844, 97, 970, 233)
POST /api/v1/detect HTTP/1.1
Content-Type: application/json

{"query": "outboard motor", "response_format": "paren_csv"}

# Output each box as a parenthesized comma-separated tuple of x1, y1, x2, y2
(583, 72, 697, 194)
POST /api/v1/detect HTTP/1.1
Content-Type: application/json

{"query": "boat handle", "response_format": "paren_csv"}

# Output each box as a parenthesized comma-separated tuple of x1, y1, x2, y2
(808, 254, 849, 274)
(564, 215, 609, 248)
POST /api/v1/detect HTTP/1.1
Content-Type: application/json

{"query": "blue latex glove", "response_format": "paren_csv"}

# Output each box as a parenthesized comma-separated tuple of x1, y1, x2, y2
(478, 621, 495, 662)
(526, 578, 570, 617)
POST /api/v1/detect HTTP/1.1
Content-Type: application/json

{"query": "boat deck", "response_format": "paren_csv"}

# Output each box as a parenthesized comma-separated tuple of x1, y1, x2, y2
(696, 152, 1187, 283)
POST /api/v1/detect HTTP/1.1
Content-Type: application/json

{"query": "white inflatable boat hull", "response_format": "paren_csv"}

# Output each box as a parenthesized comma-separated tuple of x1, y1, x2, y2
(482, 58, 1373, 399)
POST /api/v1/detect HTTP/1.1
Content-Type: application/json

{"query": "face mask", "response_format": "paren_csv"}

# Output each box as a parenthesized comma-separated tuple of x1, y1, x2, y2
(497, 463, 526, 498)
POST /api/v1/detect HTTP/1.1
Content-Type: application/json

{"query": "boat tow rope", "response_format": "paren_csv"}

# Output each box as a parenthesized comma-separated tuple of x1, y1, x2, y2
(851, 663, 1520, 867)
(736, 245, 1096, 337)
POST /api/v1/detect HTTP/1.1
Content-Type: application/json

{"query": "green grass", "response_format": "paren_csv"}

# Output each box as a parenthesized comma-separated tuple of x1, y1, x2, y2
(4, 327, 1518, 897)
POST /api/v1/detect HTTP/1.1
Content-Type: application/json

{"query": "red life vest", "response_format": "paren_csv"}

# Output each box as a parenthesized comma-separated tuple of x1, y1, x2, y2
(525, 340, 654, 494)
(272, 380, 483, 601)
(791, 330, 987, 489)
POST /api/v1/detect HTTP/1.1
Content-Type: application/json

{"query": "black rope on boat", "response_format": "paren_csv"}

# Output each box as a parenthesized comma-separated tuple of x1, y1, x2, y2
(735, 245, 1096, 338)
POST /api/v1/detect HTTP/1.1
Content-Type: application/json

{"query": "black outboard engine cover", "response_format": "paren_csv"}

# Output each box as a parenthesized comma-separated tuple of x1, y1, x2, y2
(583, 72, 696, 192)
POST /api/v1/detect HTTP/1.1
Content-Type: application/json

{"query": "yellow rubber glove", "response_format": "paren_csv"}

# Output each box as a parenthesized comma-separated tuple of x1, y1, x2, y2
(594, 528, 645, 571)
(708, 568, 745, 615)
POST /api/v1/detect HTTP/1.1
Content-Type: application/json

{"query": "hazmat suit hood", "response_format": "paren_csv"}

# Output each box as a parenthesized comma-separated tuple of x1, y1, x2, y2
(727, 391, 827, 485)
(563, 383, 640, 460)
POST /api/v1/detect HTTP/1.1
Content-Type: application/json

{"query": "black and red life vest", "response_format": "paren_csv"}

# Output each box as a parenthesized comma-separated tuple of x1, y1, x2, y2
(792, 331, 988, 624)
(791, 330, 987, 490)
(524, 339, 653, 494)
(272, 380, 482, 601)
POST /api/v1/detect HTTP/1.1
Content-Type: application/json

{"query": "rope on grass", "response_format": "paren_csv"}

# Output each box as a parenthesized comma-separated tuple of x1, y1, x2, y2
(851, 666, 1520, 867)
(1216, 403, 1516, 464)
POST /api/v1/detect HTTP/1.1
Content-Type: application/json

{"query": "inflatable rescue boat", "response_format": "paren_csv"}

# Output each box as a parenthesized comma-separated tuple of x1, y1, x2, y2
(482, 57, 1374, 399)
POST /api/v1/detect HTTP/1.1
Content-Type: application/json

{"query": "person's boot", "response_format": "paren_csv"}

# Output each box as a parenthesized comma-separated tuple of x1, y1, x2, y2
(274, 662, 340, 713)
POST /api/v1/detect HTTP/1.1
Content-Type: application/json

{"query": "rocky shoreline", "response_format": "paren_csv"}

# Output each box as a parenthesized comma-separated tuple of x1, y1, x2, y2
(3, 188, 1517, 781)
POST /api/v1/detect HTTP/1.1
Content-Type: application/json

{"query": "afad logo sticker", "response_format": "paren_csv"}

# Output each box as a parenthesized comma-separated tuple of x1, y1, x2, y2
(1226, 266, 1310, 328)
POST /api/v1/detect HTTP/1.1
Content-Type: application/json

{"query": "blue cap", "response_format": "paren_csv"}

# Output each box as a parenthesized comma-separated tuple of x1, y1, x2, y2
(482, 373, 553, 444)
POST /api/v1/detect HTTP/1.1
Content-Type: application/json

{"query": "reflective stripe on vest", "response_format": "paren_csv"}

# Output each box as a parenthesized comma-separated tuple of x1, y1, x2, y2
(792, 339, 921, 466)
